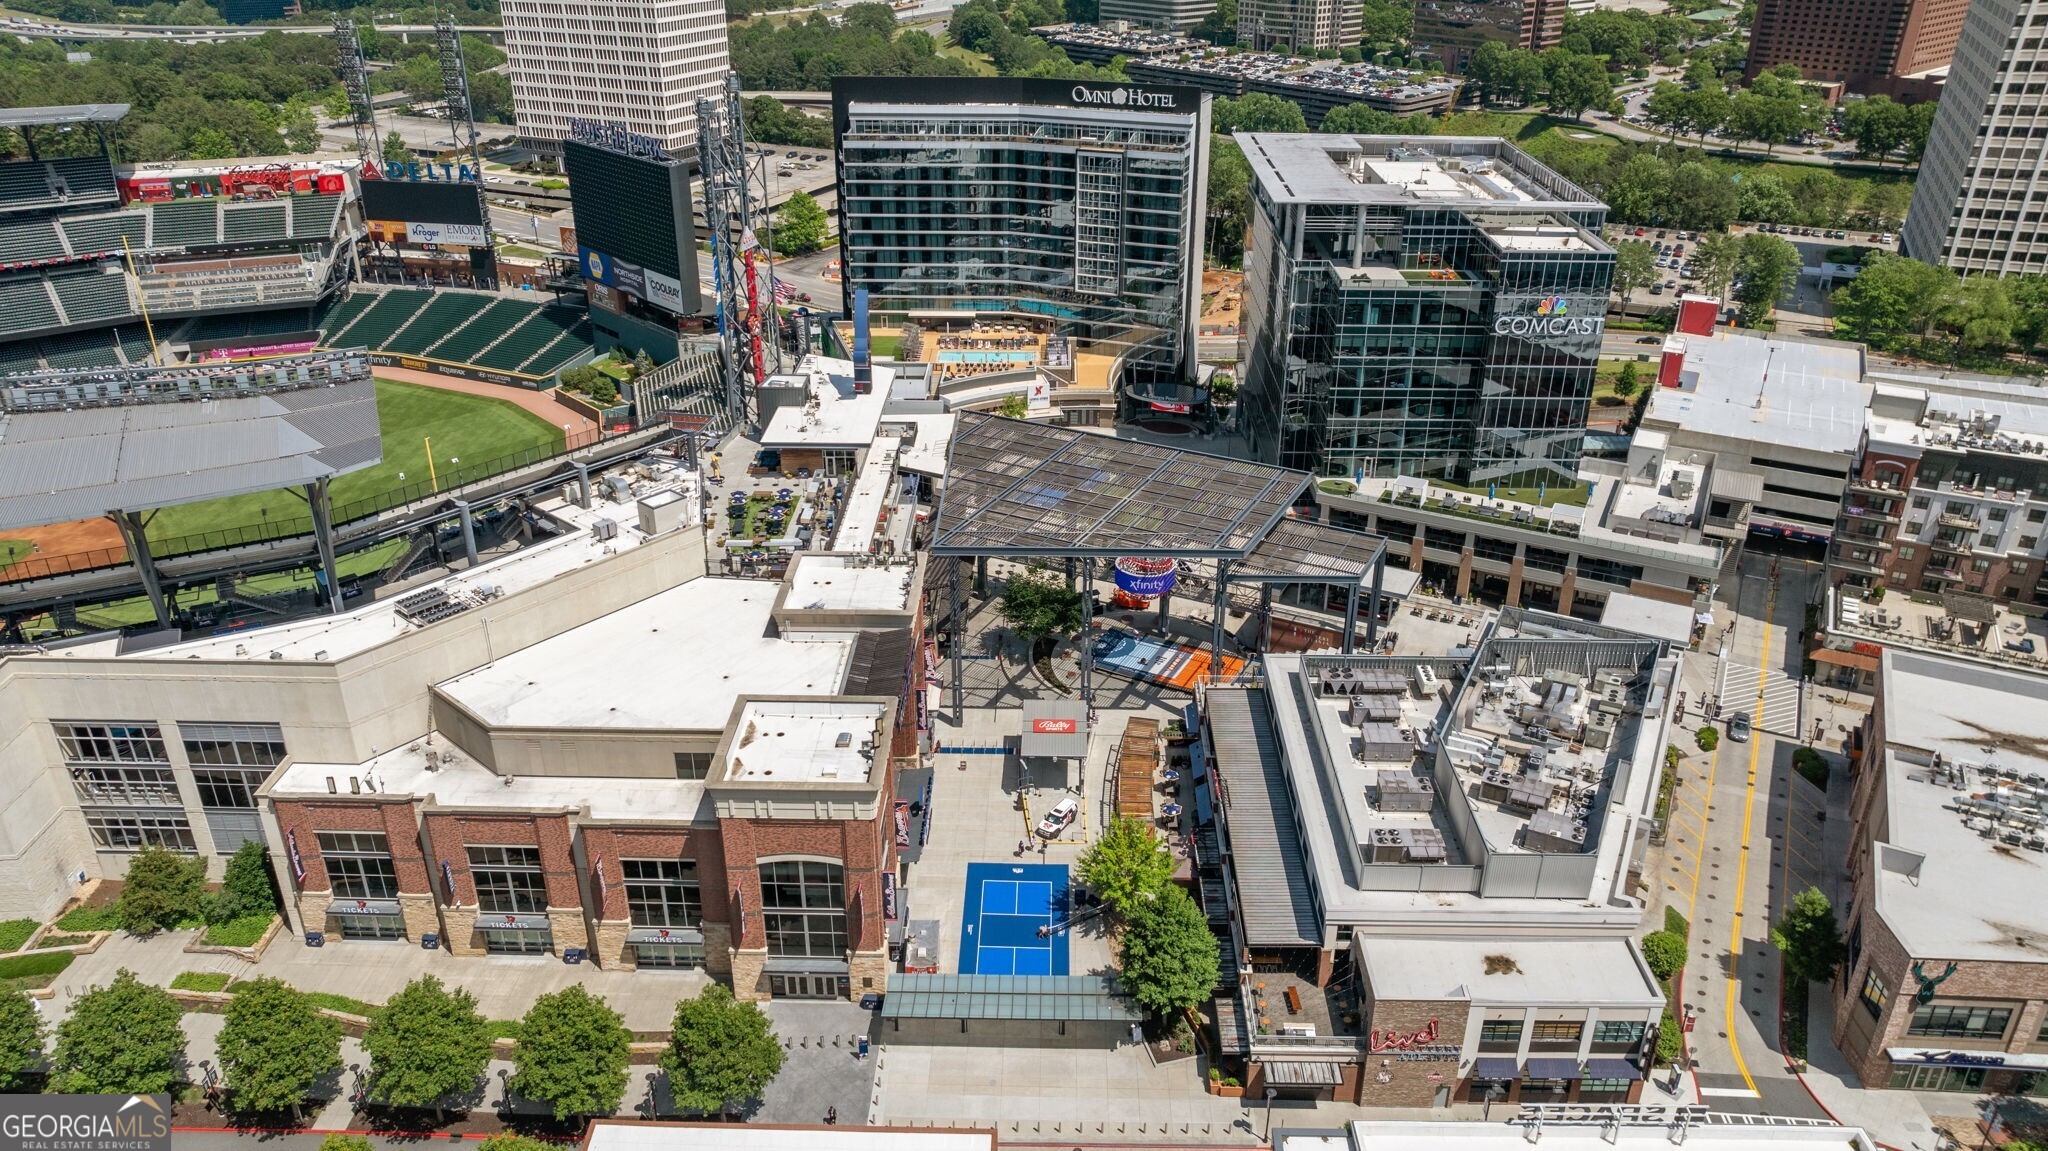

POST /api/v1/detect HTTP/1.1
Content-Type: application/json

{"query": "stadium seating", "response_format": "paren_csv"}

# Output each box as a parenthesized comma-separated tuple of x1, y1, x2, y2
(59, 212, 147, 258)
(0, 162, 48, 205)
(114, 325, 156, 365)
(246, 307, 314, 336)
(0, 276, 61, 336)
(521, 315, 595, 375)
(0, 338, 42, 374)
(50, 269, 134, 325)
(312, 293, 377, 342)
(40, 327, 123, 370)
(48, 157, 116, 200)
(289, 195, 344, 240)
(384, 292, 493, 355)
(150, 200, 221, 249)
(476, 307, 585, 372)
(0, 217, 65, 265)
(328, 288, 435, 349)
(181, 313, 252, 342)
(424, 297, 536, 363)
(222, 203, 290, 245)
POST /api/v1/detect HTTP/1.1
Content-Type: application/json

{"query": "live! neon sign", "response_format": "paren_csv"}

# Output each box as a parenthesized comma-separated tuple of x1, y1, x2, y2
(1369, 1018, 1440, 1052)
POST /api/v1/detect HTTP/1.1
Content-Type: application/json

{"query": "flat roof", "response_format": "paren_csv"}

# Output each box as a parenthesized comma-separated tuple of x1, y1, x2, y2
(437, 578, 854, 731)
(725, 701, 885, 784)
(1235, 134, 1602, 210)
(1338, 1120, 1877, 1151)
(758, 356, 892, 449)
(0, 376, 380, 530)
(1870, 650, 2048, 961)
(892, 413, 955, 477)
(785, 554, 915, 613)
(1599, 591, 1699, 645)
(1208, 687, 1322, 947)
(830, 433, 902, 555)
(1646, 330, 1868, 457)
(585, 1122, 994, 1151)
(0, 104, 129, 128)
(933, 413, 1307, 558)
(880, 974, 1140, 1022)
(1354, 937, 1662, 1005)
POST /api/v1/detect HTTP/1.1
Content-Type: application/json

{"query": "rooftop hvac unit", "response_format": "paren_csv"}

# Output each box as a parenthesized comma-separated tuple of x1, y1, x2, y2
(591, 518, 618, 542)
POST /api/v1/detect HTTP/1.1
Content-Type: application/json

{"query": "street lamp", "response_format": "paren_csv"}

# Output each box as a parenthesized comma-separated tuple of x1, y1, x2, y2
(1263, 1086, 1278, 1141)
(1483, 1083, 1504, 1121)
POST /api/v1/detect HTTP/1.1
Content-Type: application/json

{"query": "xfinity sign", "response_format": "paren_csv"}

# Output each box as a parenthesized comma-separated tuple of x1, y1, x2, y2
(1493, 295, 1603, 341)
(1071, 85, 1177, 109)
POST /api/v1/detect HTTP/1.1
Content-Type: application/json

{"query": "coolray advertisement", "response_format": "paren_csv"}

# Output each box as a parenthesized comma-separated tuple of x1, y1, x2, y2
(579, 246, 687, 315)
(564, 136, 702, 317)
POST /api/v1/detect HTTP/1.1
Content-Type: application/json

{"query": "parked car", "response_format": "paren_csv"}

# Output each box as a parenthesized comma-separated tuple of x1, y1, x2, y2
(1728, 712, 1753, 742)
(1036, 796, 1080, 838)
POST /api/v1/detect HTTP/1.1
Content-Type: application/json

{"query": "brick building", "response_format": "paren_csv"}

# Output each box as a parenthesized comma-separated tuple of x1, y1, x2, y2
(1832, 649, 2048, 1093)
(1746, 0, 1967, 98)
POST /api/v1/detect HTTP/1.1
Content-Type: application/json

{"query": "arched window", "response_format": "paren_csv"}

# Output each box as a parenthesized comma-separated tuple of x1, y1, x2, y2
(758, 859, 845, 957)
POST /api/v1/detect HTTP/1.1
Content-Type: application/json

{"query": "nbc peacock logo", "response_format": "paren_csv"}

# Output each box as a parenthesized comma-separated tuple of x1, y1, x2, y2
(1536, 295, 1569, 316)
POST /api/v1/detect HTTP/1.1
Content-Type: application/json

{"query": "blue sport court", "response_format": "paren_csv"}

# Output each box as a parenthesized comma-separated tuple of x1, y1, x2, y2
(960, 862, 1070, 976)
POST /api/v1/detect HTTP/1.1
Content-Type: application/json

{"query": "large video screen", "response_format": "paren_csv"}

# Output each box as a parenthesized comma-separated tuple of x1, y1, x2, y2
(360, 179, 485, 227)
(564, 140, 695, 284)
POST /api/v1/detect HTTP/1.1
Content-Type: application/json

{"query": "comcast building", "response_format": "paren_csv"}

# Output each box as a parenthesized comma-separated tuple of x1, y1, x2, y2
(1236, 133, 1614, 487)
(832, 77, 1210, 421)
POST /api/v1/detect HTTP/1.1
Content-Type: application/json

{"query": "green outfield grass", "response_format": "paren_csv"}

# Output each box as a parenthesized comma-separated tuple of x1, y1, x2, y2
(145, 379, 566, 545)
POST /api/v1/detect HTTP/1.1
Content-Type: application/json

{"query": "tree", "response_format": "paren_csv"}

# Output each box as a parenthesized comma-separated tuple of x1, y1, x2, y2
(1076, 817, 1177, 917)
(1613, 240, 1657, 304)
(1831, 252, 1957, 345)
(475, 1138, 560, 1151)
(119, 844, 206, 933)
(1603, 154, 1671, 225)
(209, 840, 279, 924)
(361, 975, 492, 1117)
(1771, 887, 1845, 984)
(218, 978, 342, 1117)
(1613, 360, 1641, 399)
(773, 191, 829, 256)
(1319, 104, 1433, 136)
(1860, 181, 1911, 232)
(994, 394, 1030, 418)
(0, 989, 41, 1092)
(510, 986, 632, 1121)
(1690, 231, 1741, 302)
(50, 970, 186, 1095)
(1642, 81, 1688, 141)
(1192, 0, 1236, 44)
(660, 985, 786, 1117)
(1736, 172, 1797, 226)
(381, 131, 412, 163)
(1117, 884, 1219, 1017)
(1544, 53, 1613, 121)
(1841, 94, 1914, 163)
(1213, 92, 1307, 134)
(1207, 134, 1253, 264)
(1732, 233, 1802, 323)
(1641, 930, 1685, 981)
(997, 566, 1086, 649)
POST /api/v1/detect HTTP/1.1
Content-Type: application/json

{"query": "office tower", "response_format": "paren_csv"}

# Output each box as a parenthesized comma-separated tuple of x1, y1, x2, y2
(1746, 0, 1968, 97)
(1099, 0, 1217, 35)
(1412, 0, 1569, 75)
(832, 77, 1211, 421)
(1237, 0, 1362, 54)
(1237, 133, 1614, 487)
(501, 0, 730, 160)
(1902, 0, 2048, 275)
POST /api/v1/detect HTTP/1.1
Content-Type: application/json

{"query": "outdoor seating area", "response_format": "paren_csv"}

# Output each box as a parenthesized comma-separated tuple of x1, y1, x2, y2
(928, 322, 1048, 382)
(1833, 589, 2048, 673)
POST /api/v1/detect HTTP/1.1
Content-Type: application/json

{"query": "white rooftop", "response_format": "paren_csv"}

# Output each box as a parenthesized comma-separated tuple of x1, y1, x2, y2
(725, 701, 886, 784)
(116, 467, 699, 665)
(1600, 591, 1699, 645)
(1337, 1120, 1876, 1151)
(785, 554, 915, 613)
(1235, 134, 1603, 210)
(831, 433, 902, 555)
(1362, 159, 1533, 202)
(437, 578, 854, 731)
(1354, 936, 1662, 1004)
(586, 1122, 993, 1151)
(891, 413, 956, 477)
(759, 355, 893, 449)
(1489, 225, 1593, 251)
(1870, 650, 2048, 961)
(274, 733, 714, 823)
(1646, 330, 1868, 457)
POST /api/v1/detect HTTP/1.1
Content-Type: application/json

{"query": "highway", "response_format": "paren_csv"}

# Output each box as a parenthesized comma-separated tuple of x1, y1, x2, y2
(0, 13, 500, 41)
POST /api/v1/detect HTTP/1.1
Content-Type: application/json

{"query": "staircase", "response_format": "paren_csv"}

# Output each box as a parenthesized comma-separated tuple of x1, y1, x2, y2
(212, 574, 296, 616)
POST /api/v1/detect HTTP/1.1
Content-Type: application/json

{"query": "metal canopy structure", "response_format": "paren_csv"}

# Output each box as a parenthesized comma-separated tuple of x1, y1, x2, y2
(880, 974, 1140, 1022)
(0, 104, 131, 128)
(1235, 516, 1386, 583)
(932, 413, 1306, 559)
(1206, 687, 1322, 948)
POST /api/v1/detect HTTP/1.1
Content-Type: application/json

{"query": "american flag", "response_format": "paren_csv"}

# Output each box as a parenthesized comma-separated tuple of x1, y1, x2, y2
(772, 280, 796, 303)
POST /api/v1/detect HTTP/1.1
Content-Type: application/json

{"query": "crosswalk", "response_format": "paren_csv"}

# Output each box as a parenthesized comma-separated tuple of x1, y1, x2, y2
(1718, 661, 1803, 736)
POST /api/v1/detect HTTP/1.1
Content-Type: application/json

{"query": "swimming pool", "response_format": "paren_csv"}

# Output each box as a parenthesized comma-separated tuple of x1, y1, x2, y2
(935, 351, 1037, 364)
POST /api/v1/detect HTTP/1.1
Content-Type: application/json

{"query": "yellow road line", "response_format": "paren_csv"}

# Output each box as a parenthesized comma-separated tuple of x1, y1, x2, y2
(1680, 734, 1721, 928)
(1723, 580, 1775, 1094)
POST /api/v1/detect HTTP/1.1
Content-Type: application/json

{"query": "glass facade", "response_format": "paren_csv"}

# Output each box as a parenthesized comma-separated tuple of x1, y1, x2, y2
(834, 79, 1206, 415)
(1240, 136, 1612, 488)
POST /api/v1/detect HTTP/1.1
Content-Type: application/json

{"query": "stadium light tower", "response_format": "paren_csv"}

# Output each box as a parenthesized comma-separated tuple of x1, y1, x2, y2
(695, 74, 784, 428)
(330, 14, 381, 168)
(436, 13, 498, 289)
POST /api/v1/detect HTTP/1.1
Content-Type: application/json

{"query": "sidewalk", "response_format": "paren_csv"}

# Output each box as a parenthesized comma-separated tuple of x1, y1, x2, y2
(1797, 984, 1985, 1151)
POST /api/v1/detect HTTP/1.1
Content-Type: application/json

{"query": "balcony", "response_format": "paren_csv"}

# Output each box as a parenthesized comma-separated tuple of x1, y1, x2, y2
(1244, 971, 1367, 1055)
(1925, 567, 1965, 583)
(1849, 476, 1905, 496)
(1939, 510, 1982, 530)
(1842, 502, 1901, 524)
(1930, 536, 1971, 556)
(1830, 553, 1885, 576)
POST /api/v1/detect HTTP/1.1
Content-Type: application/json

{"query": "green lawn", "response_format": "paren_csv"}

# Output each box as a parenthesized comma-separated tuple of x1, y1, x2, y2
(145, 379, 566, 545)
(937, 42, 998, 75)
(201, 914, 275, 948)
(1434, 477, 1592, 508)
(869, 333, 903, 359)
(0, 918, 35, 953)
(170, 971, 233, 993)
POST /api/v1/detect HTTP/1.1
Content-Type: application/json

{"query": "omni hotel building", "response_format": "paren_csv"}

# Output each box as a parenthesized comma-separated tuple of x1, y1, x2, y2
(0, 434, 932, 1002)
(831, 77, 1210, 420)
(1236, 133, 1614, 490)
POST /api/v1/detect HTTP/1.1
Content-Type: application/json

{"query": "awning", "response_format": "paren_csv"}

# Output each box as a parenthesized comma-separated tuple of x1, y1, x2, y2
(1264, 1060, 1345, 1086)
(1584, 1058, 1643, 1081)
(881, 974, 1140, 1022)
(763, 956, 849, 975)
(1472, 1058, 1519, 1080)
(1814, 647, 1880, 672)
(1524, 1058, 1583, 1080)
(478, 914, 552, 931)
(626, 927, 703, 945)
(327, 899, 401, 916)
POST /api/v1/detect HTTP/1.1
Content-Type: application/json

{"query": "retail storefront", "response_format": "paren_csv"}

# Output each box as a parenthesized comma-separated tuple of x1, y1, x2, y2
(330, 899, 406, 941)
(479, 913, 554, 955)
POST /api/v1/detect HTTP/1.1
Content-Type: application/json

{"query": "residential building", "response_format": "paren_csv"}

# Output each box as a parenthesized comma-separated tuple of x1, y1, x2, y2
(1201, 610, 1680, 1104)
(1745, 0, 1967, 97)
(1639, 305, 1870, 550)
(1901, 0, 2048, 275)
(1833, 649, 2048, 1094)
(1832, 371, 2048, 608)
(1120, 52, 1464, 122)
(1412, 0, 1570, 74)
(1235, 133, 1614, 489)
(501, 0, 730, 160)
(1238, 0, 1361, 54)
(1097, 0, 1218, 36)
(831, 77, 1210, 417)
(1281, 1119, 1882, 1151)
